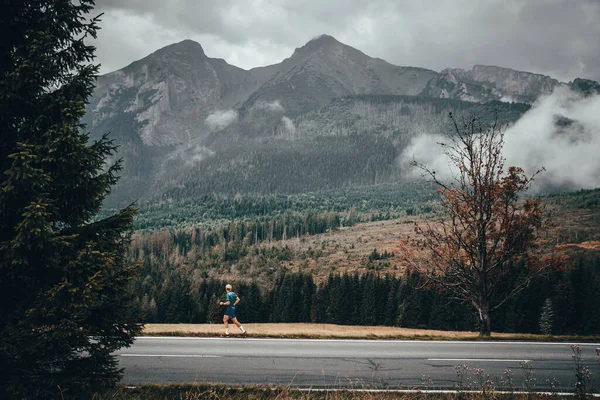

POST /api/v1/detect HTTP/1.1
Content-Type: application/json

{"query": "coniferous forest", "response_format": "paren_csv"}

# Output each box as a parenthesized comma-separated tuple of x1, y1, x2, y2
(132, 252, 600, 335)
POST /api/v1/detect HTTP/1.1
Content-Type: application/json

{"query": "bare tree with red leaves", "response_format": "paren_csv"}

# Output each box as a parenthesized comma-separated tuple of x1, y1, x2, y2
(402, 112, 566, 336)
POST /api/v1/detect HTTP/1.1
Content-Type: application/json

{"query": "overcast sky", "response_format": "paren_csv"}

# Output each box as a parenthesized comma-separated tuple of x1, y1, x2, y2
(92, 0, 600, 82)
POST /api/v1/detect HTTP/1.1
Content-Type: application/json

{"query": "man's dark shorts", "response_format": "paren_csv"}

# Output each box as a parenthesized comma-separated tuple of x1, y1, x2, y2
(225, 312, 236, 320)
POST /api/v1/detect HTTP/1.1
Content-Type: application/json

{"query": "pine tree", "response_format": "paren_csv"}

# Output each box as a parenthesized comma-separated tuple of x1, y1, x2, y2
(207, 294, 222, 324)
(0, 1, 142, 398)
(383, 278, 399, 326)
(311, 283, 328, 323)
(360, 274, 378, 325)
(162, 273, 193, 323)
(539, 298, 554, 335)
(339, 274, 354, 325)
(300, 274, 315, 322)
(324, 273, 340, 323)
(397, 271, 427, 328)
(269, 271, 287, 322)
(284, 274, 302, 322)
(551, 277, 575, 334)
(243, 282, 263, 322)
(350, 272, 362, 324)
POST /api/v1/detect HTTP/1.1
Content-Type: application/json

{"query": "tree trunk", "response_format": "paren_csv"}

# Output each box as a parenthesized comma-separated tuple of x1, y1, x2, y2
(478, 301, 491, 337)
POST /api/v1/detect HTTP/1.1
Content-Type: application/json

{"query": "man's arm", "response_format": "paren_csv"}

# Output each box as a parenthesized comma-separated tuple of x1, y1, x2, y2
(220, 293, 236, 306)
(234, 296, 241, 306)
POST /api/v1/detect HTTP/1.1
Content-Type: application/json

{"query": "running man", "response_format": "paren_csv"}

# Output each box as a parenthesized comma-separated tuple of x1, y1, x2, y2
(219, 284, 247, 337)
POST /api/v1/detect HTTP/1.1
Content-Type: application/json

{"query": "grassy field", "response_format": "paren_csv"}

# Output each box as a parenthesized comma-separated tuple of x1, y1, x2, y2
(142, 323, 600, 342)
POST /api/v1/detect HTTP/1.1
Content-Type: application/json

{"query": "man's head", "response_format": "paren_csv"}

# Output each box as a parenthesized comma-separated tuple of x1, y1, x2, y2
(226, 284, 232, 292)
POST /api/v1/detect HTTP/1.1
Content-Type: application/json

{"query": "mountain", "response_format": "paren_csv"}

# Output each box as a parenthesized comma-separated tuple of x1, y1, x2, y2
(159, 96, 529, 203)
(84, 36, 598, 207)
(419, 65, 561, 103)
(84, 40, 280, 201)
(86, 40, 278, 147)
(238, 35, 438, 117)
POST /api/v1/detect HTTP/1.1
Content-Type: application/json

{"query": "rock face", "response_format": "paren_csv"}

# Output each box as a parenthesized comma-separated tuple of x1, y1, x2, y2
(84, 35, 598, 207)
(420, 65, 561, 103)
(86, 40, 279, 147)
(84, 40, 280, 202)
(568, 78, 600, 97)
(239, 35, 438, 117)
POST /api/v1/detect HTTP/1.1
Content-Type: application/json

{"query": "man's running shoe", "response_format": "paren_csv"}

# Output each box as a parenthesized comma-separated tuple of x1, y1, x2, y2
(221, 333, 229, 338)
(241, 332, 247, 338)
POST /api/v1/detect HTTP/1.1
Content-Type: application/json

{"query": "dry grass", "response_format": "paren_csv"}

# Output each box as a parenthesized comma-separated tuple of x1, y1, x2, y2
(266, 218, 417, 280)
(544, 200, 600, 245)
(97, 384, 580, 399)
(144, 323, 483, 339)
(253, 205, 600, 282)
(556, 240, 600, 251)
(141, 323, 600, 342)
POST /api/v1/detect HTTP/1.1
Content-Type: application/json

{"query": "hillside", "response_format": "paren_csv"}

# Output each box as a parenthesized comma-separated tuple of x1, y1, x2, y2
(126, 188, 600, 283)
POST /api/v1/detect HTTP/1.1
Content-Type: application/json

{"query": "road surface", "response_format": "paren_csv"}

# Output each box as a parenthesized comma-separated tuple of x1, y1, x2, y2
(117, 337, 600, 391)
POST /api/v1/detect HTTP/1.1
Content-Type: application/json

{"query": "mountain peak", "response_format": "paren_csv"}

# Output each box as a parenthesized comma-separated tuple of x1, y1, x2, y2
(287, 34, 366, 65)
(294, 34, 345, 54)
(153, 39, 206, 58)
(308, 34, 339, 45)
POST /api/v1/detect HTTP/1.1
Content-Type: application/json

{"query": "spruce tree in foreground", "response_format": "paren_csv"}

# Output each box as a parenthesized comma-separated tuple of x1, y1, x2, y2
(0, 1, 142, 398)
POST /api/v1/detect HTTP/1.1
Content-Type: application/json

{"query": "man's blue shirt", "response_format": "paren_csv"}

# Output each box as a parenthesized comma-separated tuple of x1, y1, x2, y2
(226, 291, 237, 316)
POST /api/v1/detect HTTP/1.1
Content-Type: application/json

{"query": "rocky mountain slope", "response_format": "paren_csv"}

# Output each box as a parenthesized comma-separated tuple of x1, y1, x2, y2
(84, 35, 597, 207)
(238, 35, 438, 117)
(86, 40, 278, 146)
(420, 65, 561, 103)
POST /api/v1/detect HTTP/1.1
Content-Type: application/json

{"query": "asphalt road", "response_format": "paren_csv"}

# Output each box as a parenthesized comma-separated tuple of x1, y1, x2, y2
(117, 337, 600, 391)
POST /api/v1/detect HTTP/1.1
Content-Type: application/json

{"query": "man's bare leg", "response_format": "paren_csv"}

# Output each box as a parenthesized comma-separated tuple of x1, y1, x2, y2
(222, 315, 230, 336)
(231, 317, 246, 335)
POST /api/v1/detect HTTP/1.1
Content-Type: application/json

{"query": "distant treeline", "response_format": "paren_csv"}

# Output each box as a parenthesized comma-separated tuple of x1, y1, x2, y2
(132, 251, 600, 335)
(131, 211, 347, 265)
(120, 183, 437, 230)
(334, 94, 531, 124)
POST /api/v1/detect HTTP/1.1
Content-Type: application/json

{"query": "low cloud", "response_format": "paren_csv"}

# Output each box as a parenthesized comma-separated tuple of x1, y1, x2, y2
(503, 88, 600, 191)
(185, 145, 215, 166)
(252, 99, 285, 113)
(281, 116, 296, 133)
(400, 133, 455, 181)
(163, 144, 215, 171)
(205, 109, 238, 130)
(401, 87, 600, 192)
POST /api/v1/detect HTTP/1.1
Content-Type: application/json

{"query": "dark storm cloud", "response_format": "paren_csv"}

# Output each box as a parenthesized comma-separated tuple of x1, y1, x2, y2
(374, 0, 600, 82)
(96, 0, 242, 42)
(92, 0, 600, 82)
